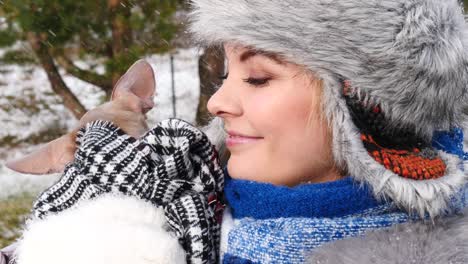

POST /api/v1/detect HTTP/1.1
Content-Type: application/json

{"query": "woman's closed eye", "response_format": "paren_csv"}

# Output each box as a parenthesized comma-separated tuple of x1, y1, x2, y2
(243, 77, 271, 87)
(219, 72, 271, 87)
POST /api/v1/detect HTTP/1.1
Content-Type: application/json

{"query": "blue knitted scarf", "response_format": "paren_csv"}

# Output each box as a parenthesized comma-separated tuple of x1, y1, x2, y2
(221, 175, 411, 263)
(221, 129, 468, 263)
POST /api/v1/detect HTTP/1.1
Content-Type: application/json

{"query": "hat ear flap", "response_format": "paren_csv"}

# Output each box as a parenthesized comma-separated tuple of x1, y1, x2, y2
(327, 77, 467, 218)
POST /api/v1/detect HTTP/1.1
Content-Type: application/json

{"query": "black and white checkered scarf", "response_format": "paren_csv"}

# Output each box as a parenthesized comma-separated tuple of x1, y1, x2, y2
(32, 119, 225, 264)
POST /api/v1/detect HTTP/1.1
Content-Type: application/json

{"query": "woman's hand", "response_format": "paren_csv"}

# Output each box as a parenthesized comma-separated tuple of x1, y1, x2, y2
(5, 60, 156, 174)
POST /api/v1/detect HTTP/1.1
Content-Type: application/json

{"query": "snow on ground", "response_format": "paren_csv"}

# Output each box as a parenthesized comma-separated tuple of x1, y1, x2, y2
(0, 166, 59, 200)
(146, 48, 202, 124)
(0, 48, 201, 199)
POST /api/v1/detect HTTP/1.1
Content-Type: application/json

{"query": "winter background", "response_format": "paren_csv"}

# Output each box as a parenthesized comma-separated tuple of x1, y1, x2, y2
(0, 47, 202, 246)
(1, 2, 468, 248)
(0, 48, 201, 198)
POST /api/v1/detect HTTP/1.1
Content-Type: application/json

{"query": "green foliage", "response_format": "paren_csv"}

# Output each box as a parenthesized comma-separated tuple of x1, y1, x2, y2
(105, 47, 141, 77)
(0, 30, 17, 47)
(0, 0, 184, 90)
(0, 194, 34, 248)
(0, 49, 36, 65)
(1, 0, 181, 48)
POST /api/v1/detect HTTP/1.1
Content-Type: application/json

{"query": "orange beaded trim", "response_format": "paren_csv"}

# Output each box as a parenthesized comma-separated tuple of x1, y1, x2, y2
(361, 134, 446, 180)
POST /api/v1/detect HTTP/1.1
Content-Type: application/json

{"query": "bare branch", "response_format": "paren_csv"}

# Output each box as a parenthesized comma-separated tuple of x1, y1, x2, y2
(55, 55, 113, 93)
(27, 32, 87, 119)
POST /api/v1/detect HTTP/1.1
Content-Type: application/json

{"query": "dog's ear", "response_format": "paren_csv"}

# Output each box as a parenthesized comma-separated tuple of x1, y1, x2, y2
(111, 59, 156, 114)
(5, 60, 156, 175)
(4, 133, 77, 175)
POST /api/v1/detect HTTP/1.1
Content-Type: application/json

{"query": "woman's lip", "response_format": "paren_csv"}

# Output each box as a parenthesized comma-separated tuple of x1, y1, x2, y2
(226, 130, 262, 139)
(225, 131, 263, 147)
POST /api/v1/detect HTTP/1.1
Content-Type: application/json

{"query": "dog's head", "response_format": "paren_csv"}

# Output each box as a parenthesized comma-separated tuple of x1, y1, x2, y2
(5, 60, 156, 174)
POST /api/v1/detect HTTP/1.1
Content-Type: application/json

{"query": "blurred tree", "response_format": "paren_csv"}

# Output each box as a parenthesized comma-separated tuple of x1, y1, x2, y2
(0, 0, 184, 119)
(196, 46, 224, 126)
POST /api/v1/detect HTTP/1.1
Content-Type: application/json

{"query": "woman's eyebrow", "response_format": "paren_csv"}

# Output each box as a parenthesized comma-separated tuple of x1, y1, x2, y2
(239, 49, 285, 65)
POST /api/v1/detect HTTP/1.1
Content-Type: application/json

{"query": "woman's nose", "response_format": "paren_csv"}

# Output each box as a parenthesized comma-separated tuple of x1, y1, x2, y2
(207, 82, 242, 118)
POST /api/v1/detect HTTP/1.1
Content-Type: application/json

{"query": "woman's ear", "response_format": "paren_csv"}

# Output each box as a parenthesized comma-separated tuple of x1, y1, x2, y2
(5, 60, 156, 175)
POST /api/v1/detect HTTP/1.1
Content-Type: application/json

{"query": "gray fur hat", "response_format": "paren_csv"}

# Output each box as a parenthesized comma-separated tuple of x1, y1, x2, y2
(189, 0, 468, 217)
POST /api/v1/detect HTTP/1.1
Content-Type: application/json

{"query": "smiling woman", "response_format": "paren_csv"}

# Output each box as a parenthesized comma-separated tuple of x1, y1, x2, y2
(190, 0, 468, 262)
(3, 0, 468, 263)
(208, 44, 339, 186)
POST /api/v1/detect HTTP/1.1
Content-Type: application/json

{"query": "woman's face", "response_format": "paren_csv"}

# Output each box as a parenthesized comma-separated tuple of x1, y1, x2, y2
(207, 44, 339, 186)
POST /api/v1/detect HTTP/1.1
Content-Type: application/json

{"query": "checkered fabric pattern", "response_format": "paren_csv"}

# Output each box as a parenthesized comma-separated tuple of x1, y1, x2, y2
(32, 119, 225, 264)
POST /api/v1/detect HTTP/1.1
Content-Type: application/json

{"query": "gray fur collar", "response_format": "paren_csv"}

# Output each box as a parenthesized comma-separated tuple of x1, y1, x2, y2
(191, 0, 468, 217)
(308, 209, 468, 264)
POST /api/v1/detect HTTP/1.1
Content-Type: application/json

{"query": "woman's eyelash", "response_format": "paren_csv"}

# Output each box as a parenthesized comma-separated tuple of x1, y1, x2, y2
(243, 77, 271, 86)
(219, 72, 229, 80)
(218, 73, 271, 86)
